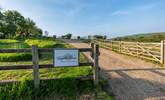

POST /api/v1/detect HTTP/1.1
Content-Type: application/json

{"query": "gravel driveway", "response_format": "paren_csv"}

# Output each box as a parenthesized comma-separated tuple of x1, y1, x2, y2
(64, 39, 165, 100)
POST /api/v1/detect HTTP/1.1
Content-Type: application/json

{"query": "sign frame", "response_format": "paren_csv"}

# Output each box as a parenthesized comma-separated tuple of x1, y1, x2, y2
(53, 48, 79, 67)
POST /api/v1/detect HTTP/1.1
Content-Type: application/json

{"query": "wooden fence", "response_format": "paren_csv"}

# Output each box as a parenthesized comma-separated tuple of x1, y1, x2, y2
(95, 39, 165, 64)
(0, 44, 100, 89)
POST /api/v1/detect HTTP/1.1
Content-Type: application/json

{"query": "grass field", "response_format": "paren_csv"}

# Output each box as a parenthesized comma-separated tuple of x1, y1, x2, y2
(0, 38, 113, 100)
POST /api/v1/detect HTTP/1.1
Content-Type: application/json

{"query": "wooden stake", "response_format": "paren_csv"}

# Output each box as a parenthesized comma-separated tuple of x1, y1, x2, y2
(91, 43, 94, 59)
(119, 41, 122, 52)
(94, 44, 99, 85)
(32, 45, 40, 89)
(161, 40, 165, 64)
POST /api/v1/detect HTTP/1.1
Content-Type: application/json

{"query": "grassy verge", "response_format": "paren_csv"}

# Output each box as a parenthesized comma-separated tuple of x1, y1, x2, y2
(0, 78, 113, 100)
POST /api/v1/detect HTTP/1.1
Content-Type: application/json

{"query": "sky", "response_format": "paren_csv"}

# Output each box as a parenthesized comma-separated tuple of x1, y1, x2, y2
(0, 0, 165, 38)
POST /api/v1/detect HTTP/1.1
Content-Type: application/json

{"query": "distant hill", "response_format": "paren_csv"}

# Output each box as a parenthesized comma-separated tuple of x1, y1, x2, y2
(112, 32, 165, 42)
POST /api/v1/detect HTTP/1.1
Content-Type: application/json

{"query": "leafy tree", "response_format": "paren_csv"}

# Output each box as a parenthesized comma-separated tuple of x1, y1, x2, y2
(88, 35, 91, 39)
(44, 31, 49, 37)
(93, 35, 105, 39)
(62, 33, 72, 39)
(77, 36, 80, 40)
(0, 10, 43, 39)
(103, 35, 107, 39)
(66, 33, 72, 39)
(53, 35, 56, 39)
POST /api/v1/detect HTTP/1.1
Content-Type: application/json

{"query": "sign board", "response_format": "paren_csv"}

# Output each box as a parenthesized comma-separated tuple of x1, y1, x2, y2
(54, 49, 79, 67)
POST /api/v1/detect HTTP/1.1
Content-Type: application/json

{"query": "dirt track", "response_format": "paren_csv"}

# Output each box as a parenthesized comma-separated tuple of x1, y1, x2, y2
(64, 39, 165, 100)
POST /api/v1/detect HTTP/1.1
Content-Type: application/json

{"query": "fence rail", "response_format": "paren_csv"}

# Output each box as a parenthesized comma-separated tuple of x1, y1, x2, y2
(95, 39, 165, 64)
(0, 48, 92, 53)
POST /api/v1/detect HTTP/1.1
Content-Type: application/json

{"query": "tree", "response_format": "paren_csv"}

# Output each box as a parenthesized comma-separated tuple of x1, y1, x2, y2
(53, 35, 56, 39)
(0, 10, 43, 39)
(77, 36, 80, 40)
(65, 33, 72, 39)
(62, 33, 72, 39)
(93, 35, 105, 39)
(103, 35, 107, 39)
(44, 31, 49, 37)
(88, 35, 91, 39)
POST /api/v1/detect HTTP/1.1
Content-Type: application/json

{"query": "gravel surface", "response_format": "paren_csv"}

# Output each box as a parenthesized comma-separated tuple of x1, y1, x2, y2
(64, 39, 165, 100)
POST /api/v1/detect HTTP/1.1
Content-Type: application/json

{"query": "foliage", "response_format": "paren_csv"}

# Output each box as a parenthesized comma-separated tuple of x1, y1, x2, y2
(61, 33, 72, 39)
(0, 39, 18, 43)
(0, 10, 42, 39)
(113, 32, 165, 42)
(53, 35, 56, 39)
(25, 39, 66, 48)
(0, 38, 67, 62)
(94, 35, 107, 39)
(0, 39, 31, 62)
(77, 36, 80, 40)
(0, 67, 112, 99)
(0, 67, 91, 99)
(0, 53, 32, 62)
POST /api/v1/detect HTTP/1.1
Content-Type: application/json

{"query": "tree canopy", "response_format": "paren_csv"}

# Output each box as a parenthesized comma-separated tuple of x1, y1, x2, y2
(61, 33, 72, 39)
(0, 10, 42, 39)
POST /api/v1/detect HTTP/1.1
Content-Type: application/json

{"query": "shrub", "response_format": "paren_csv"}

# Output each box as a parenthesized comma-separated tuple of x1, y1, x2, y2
(25, 39, 66, 48)
(0, 39, 18, 43)
(0, 43, 30, 49)
(0, 53, 32, 62)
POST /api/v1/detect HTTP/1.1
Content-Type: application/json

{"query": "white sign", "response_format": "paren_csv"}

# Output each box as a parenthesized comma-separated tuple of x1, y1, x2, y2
(54, 49, 79, 67)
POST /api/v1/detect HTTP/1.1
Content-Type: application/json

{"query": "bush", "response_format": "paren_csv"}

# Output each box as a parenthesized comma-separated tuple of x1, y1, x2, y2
(0, 39, 18, 43)
(0, 42, 30, 49)
(0, 39, 67, 62)
(0, 53, 32, 62)
(25, 39, 66, 48)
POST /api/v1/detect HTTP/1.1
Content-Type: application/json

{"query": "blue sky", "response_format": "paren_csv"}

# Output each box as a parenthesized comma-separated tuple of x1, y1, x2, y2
(0, 0, 165, 37)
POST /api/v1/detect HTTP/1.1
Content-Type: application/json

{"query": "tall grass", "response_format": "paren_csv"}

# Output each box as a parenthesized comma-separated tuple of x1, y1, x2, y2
(0, 66, 113, 100)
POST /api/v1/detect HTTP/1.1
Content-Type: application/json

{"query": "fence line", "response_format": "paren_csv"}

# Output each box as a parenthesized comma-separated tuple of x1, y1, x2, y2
(95, 39, 165, 64)
(0, 44, 100, 89)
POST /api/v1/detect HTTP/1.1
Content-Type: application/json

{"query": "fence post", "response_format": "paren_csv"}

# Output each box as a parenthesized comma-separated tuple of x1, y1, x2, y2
(93, 44, 99, 85)
(119, 41, 122, 52)
(91, 43, 94, 58)
(111, 41, 113, 50)
(32, 45, 40, 89)
(161, 40, 165, 65)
